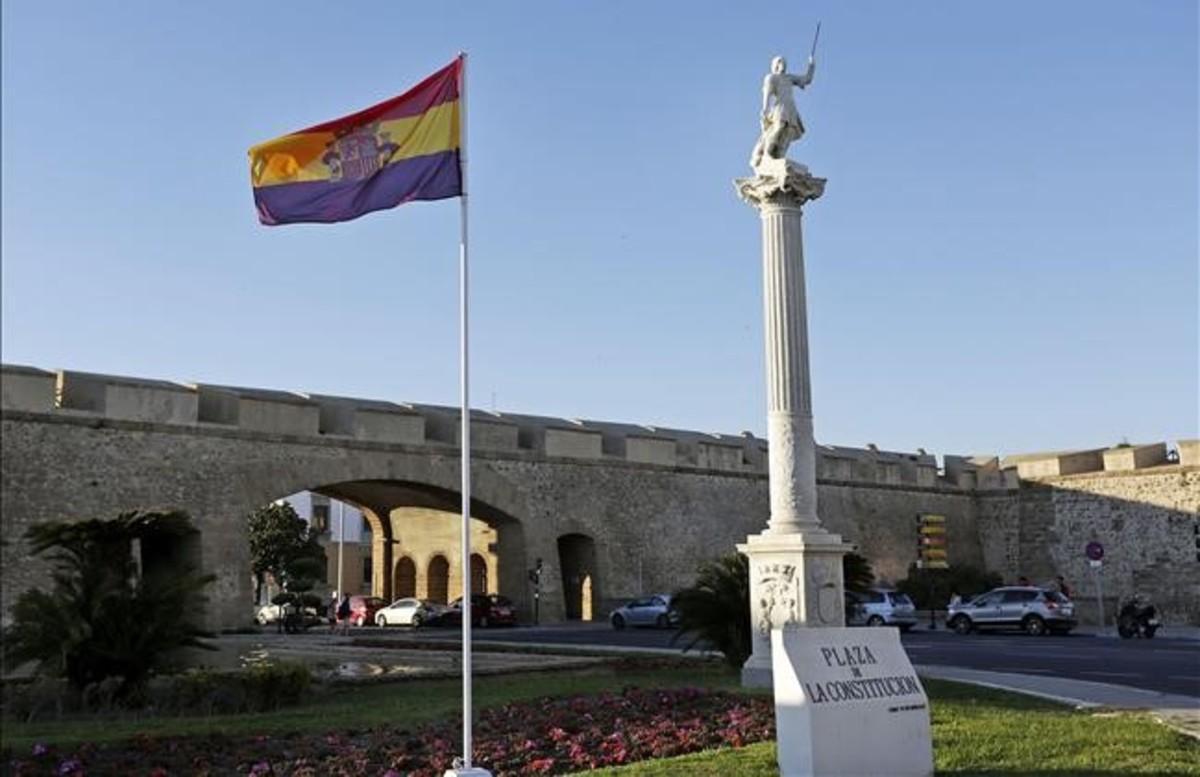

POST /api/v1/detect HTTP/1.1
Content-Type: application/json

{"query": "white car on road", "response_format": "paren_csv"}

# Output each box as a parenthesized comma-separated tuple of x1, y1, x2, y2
(374, 597, 440, 627)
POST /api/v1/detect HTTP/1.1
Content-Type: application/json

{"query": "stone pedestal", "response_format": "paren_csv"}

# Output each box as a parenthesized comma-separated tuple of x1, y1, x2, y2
(735, 163, 852, 688)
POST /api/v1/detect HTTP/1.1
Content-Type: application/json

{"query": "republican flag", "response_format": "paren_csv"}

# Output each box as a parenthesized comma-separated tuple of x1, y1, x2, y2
(248, 57, 462, 225)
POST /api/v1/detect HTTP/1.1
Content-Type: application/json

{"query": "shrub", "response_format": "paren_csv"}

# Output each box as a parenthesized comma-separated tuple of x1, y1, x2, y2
(671, 553, 751, 668)
(897, 563, 1003, 610)
(672, 551, 882, 668)
(1, 510, 216, 702)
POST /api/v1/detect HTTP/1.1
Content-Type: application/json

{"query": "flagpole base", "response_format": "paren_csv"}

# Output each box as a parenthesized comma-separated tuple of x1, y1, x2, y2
(444, 769, 492, 777)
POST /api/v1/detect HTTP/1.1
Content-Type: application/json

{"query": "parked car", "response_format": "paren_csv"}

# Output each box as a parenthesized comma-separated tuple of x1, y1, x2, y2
(947, 587, 1075, 636)
(610, 594, 678, 630)
(346, 595, 387, 627)
(374, 597, 441, 627)
(445, 594, 518, 628)
(254, 602, 327, 630)
(845, 588, 918, 631)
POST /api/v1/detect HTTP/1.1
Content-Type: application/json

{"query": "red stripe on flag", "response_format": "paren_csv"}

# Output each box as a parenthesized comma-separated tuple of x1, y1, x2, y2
(298, 56, 461, 136)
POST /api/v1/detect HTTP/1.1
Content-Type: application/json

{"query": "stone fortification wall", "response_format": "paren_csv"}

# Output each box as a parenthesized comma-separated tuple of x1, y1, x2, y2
(979, 469, 1199, 625)
(2, 364, 1196, 628)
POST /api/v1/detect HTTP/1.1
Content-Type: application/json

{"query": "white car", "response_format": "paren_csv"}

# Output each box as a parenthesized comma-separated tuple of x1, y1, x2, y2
(374, 597, 439, 627)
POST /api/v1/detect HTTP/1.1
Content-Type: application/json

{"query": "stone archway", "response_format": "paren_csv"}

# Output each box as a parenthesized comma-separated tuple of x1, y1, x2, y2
(427, 555, 450, 603)
(394, 555, 417, 599)
(470, 553, 488, 595)
(557, 533, 598, 621)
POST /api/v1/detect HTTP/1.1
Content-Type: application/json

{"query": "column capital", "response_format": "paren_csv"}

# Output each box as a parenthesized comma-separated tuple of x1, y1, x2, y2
(734, 160, 826, 210)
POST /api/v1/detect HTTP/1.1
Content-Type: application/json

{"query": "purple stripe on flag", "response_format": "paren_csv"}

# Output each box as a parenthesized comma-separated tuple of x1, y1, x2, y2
(253, 150, 461, 226)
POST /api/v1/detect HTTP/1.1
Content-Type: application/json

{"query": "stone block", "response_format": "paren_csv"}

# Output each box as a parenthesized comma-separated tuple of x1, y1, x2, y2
(240, 397, 319, 436)
(697, 440, 744, 471)
(196, 385, 318, 436)
(544, 426, 602, 459)
(625, 435, 676, 465)
(308, 395, 426, 445)
(467, 418, 519, 451)
(1103, 443, 1167, 472)
(0, 365, 55, 412)
(1178, 440, 1200, 467)
(356, 408, 425, 444)
(1011, 449, 1105, 479)
(58, 370, 197, 424)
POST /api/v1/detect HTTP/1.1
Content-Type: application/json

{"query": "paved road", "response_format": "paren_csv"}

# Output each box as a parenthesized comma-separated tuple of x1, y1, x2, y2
(403, 623, 1200, 698)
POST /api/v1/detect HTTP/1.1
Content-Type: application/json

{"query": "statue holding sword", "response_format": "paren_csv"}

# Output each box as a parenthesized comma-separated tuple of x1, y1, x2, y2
(750, 23, 821, 172)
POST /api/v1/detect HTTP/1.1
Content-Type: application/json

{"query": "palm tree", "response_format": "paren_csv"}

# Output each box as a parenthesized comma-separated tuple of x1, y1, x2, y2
(843, 552, 875, 594)
(3, 510, 215, 701)
(671, 551, 878, 668)
(671, 553, 751, 668)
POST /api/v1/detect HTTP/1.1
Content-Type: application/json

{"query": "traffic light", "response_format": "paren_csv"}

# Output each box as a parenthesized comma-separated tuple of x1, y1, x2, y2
(916, 514, 948, 569)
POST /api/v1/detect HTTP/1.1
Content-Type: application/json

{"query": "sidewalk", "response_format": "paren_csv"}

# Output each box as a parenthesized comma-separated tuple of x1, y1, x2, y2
(916, 664, 1200, 739)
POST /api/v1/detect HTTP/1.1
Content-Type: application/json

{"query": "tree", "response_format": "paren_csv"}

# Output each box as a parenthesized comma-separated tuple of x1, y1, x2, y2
(671, 550, 881, 668)
(671, 553, 751, 669)
(247, 502, 327, 603)
(897, 563, 1003, 610)
(842, 551, 875, 595)
(2, 510, 215, 701)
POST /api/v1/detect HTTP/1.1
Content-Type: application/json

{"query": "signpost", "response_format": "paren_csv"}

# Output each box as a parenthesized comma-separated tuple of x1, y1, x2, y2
(916, 515, 948, 629)
(1086, 542, 1105, 629)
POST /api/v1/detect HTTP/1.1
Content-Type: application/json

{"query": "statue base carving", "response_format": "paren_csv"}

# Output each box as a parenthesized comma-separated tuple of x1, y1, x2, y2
(737, 527, 852, 687)
(735, 158, 826, 209)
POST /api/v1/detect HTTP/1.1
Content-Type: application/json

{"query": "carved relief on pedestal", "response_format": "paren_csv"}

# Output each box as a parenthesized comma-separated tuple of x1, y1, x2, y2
(755, 562, 800, 635)
(807, 557, 843, 626)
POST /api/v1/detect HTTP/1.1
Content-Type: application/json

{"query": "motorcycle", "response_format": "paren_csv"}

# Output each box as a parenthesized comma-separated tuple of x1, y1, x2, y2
(1117, 598, 1159, 639)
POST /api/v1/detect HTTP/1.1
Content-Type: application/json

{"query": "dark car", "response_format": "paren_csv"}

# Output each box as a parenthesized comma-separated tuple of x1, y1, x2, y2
(445, 594, 518, 628)
(347, 595, 387, 627)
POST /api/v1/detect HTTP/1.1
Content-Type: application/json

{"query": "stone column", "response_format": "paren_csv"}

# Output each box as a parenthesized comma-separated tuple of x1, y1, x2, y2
(735, 165, 853, 687)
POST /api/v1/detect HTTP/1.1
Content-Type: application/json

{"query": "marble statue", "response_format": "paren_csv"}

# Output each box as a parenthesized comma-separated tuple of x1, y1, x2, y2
(750, 55, 816, 171)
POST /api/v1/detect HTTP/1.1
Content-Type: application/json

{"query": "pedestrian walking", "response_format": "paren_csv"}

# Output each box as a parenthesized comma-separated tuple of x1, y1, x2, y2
(337, 593, 352, 636)
(328, 592, 339, 634)
(1056, 575, 1072, 599)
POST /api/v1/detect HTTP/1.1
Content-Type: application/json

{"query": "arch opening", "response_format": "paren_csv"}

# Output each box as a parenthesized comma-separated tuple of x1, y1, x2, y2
(427, 555, 450, 604)
(394, 555, 417, 599)
(557, 533, 598, 621)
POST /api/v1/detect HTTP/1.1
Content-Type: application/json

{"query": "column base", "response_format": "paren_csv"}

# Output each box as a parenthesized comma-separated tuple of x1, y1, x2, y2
(737, 527, 853, 688)
(444, 769, 493, 777)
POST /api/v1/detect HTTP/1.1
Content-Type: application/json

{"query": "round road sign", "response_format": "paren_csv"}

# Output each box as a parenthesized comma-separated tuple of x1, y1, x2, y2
(1085, 541, 1104, 561)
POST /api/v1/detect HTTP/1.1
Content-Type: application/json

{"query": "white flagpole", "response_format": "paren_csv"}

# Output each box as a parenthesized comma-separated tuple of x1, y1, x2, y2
(457, 50, 476, 774)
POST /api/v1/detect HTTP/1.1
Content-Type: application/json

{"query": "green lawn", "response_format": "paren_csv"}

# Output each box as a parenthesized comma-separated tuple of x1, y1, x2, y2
(584, 679, 1200, 776)
(1, 663, 743, 751)
(4, 667, 1197, 775)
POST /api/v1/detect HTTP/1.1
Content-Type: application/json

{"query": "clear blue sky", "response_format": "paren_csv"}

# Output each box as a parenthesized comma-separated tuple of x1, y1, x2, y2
(2, 2, 1196, 458)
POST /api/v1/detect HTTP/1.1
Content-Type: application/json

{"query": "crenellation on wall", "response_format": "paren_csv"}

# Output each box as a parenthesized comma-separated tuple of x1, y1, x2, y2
(0, 365, 56, 413)
(194, 384, 319, 436)
(544, 425, 604, 459)
(625, 434, 677, 465)
(1177, 440, 1199, 467)
(306, 394, 426, 445)
(1102, 443, 1167, 472)
(58, 370, 198, 425)
(1004, 448, 1107, 479)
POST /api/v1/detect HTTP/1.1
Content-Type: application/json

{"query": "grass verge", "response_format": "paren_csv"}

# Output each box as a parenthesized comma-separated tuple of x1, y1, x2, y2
(3, 666, 1196, 775)
(584, 679, 1200, 776)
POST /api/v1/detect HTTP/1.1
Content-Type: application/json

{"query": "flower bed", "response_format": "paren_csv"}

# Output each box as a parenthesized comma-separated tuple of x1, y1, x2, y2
(4, 687, 774, 775)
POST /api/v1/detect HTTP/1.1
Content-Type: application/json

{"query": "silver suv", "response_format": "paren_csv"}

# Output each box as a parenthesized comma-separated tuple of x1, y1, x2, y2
(947, 586, 1076, 636)
(845, 588, 919, 631)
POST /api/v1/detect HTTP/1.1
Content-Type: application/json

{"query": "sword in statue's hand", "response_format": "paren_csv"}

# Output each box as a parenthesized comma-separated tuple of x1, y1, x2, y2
(809, 21, 821, 64)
